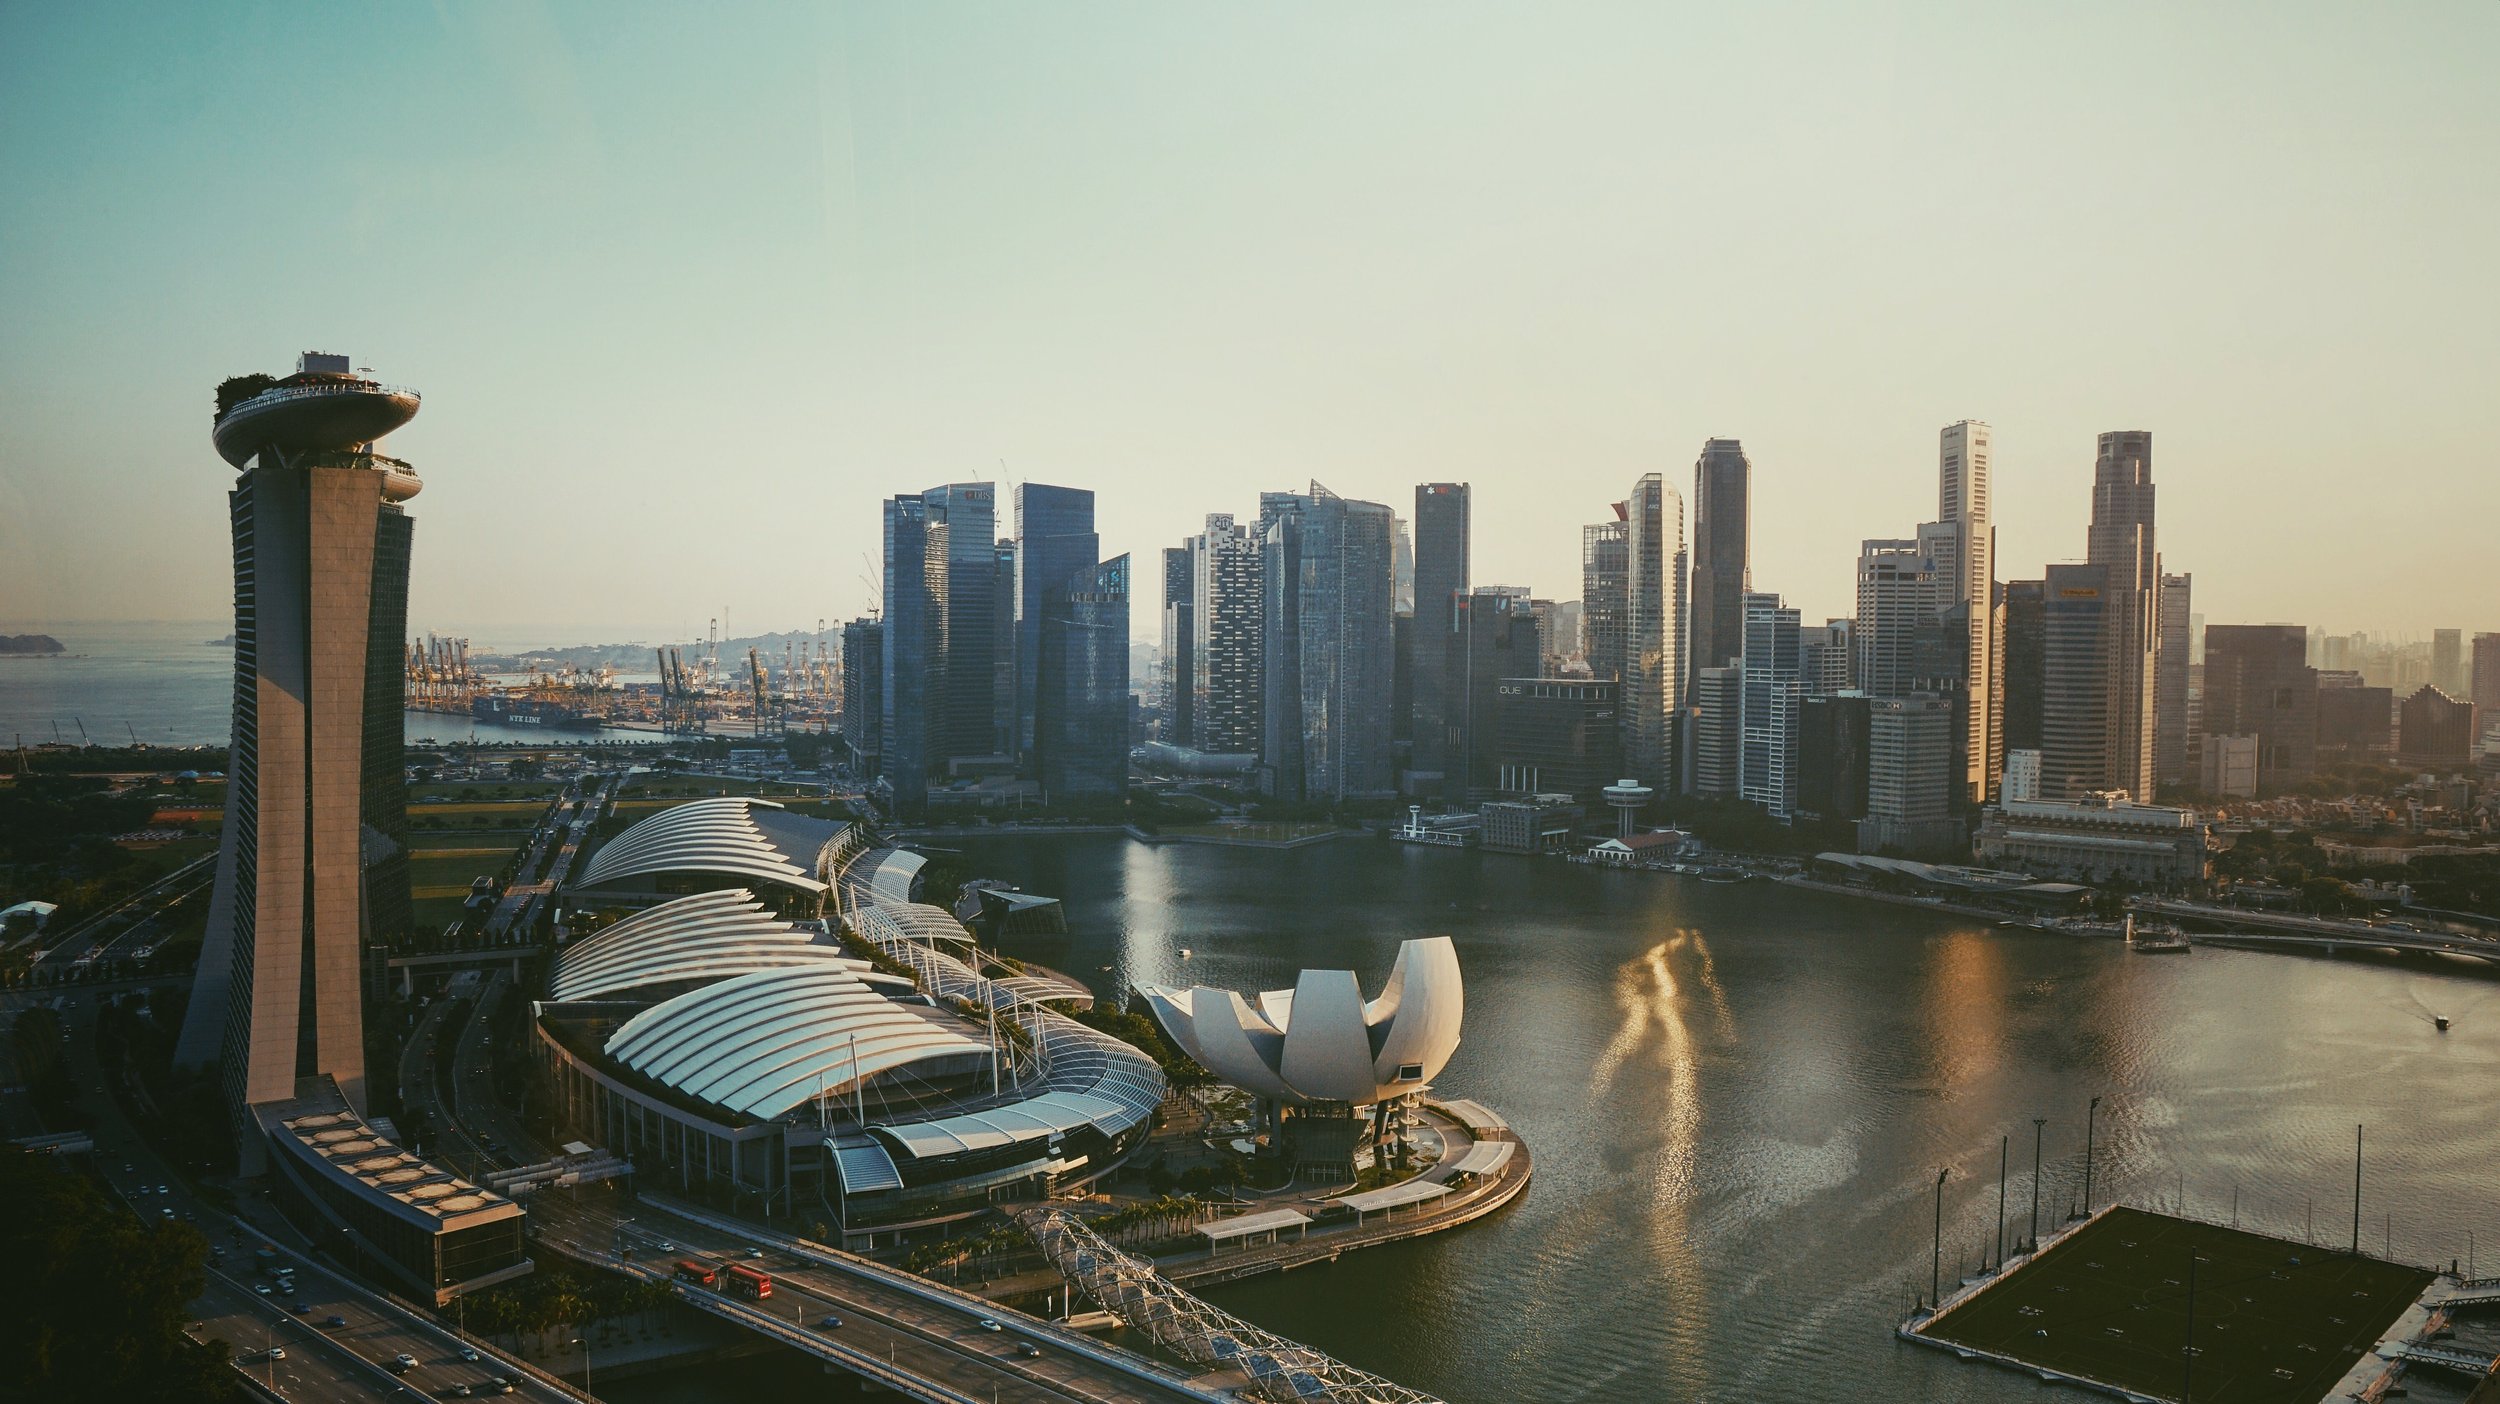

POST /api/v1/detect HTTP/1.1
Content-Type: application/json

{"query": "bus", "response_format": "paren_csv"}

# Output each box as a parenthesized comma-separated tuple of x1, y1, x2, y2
(722, 1264, 773, 1300)
(672, 1260, 717, 1288)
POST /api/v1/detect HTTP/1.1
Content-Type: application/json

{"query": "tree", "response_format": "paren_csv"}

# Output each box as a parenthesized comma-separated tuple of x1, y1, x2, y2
(0, 1150, 243, 1402)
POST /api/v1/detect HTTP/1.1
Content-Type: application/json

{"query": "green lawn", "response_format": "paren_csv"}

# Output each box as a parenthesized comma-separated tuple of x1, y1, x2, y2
(1922, 1207, 2432, 1404)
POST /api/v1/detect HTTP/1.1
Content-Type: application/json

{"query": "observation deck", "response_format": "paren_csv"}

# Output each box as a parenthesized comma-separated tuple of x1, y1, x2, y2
(212, 371, 422, 474)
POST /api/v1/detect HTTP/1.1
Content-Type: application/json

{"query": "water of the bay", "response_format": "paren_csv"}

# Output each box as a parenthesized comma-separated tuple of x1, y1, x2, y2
(616, 833, 2500, 1404)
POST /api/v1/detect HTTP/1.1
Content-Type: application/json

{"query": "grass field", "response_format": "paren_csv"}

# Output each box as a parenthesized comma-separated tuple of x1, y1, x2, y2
(1923, 1207, 2431, 1404)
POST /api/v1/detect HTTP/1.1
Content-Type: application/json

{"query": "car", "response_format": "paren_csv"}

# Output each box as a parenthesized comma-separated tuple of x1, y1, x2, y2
(655, 1240, 677, 1253)
(254, 1284, 271, 1296)
(976, 1317, 1002, 1332)
(323, 1315, 347, 1328)
(743, 1247, 765, 1259)
(393, 1353, 418, 1370)
(265, 1347, 287, 1361)
(457, 1346, 480, 1362)
(287, 1303, 311, 1316)
(1016, 1342, 1043, 1359)
(815, 1315, 843, 1330)
(476, 1379, 513, 1396)
(161, 1208, 176, 1219)
(451, 1387, 473, 1399)
(209, 1245, 225, 1258)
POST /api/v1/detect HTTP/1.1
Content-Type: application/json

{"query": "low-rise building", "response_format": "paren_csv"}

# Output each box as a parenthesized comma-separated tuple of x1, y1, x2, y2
(1479, 794, 1584, 855)
(1974, 790, 2210, 887)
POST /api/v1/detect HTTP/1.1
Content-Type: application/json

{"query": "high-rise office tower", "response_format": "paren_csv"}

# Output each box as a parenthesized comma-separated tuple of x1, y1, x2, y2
(1494, 678, 1621, 801)
(1451, 590, 1540, 798)
(2002, 580, 2046, 754)
(1688, 666, 1743, 799)
(2086, 431, 2160, 799)
(2202, 625, 2317, 795)
(177, 354, 422, 1154)
(2473, 633, 2500, 720)
(1623, 474, 1688, 794)
(840, 618, 883, 773)
(1800, 619, 1855, 697)
(1012, 484, 1098, 764)
(1855, 538, 1942, 698)
(1391, 516, 1416, 615)
(2039, 563, 2117, 799)
(1580, 513, 1630, 685)
(1933, 421, 2001, 804)
(1797, 694, 1872, 821)
(1738, 591, 1802, 819)
(921, 483, 1000, 765)
(992, 541, 1018, 759)
(2155, 573, 2194, 791)
(1258, 485, 1396, 801)
(1034, 555, 1130, 802)
(1187, 514, 1263, 755)
(880, 495, 931, 813)
(1160, 547, 1194, 744)
(1410, 483, 1470, 794)
(2431, 629, 2465, 697)
(1862, 694, 1957, 854)
(1687, 439, 1751, 693)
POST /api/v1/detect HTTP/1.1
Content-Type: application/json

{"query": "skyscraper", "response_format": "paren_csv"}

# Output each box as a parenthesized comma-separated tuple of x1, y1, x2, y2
(1033, 554, 1131, 802)
(2039, 563, 2117, 799)
(2002, 580, 2046, 755)
(1580, 513, 1629, 686)
(880, 494, 930, 813)
(2473, 632, 2500, 720)
(2202, 625, 2317, 795)
(1012, 483, 1098, 764)
(1855, 538, 1942, 698)
(1687, 439, 1751, 691)
(2085, 431, 2160, 799)
(839, 618, 883, 774)
(1159, 547, 1194, 744)
(1411, 483, 1470, 794)
(1688, 666, 1743, 799)
(1800, 619, 1855, 697)
(1258, 485, 1396, 801)
(1187, 514, 1263, 755)
(2431, 628, 2465, 697)
(1451, 590, 1539, 798)
(1738, 591, 1802, 819)
(1622, 474, 1688, 794)
(2155, 572, 2194, 791)
(177, 354, 422, 1156)
(921, 483, 1000, 765)
(1933, 421, 2001, 804)
(1862, 694, 1958, 854)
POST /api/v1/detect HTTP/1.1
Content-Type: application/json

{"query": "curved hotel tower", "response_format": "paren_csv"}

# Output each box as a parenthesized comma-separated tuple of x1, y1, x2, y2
(176, 353, 422, 1149)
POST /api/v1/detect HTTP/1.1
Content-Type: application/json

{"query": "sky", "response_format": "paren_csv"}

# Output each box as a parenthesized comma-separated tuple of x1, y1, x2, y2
(3, 2, 2495, 649)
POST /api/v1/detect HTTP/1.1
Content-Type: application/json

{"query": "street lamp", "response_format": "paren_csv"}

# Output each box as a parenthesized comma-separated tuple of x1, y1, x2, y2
(2081, 1095, 2103, 1219)
(1931, 1168, 1950, 1311)
(569, 1334, 592, 1396)
(2029, 1118, 2047, 1253)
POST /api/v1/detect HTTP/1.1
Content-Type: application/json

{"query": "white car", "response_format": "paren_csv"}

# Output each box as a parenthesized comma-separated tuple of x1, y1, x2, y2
(265, 1347, 287, 1361)
(458, 1347, 480, 1362)
(393, 1353, 418, 1370)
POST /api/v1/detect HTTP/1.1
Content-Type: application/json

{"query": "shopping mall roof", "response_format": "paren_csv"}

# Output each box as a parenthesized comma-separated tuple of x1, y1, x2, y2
(549, 888, 875, 1001)
(837, 846, 926, 914)
(573, 797, 849, 896)
(605, 965, 993, 1122)
(854, 901, 978, 947)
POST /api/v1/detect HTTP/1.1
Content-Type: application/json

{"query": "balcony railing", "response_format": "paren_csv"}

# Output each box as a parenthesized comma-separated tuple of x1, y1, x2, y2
(221, 380, 422, 421)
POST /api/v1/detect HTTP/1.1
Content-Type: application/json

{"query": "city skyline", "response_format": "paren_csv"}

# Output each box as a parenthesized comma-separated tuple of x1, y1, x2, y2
(6, 5, 2499, 642)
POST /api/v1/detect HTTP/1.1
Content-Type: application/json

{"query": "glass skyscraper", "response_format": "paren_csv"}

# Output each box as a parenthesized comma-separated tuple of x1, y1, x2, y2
(1013, 483, 1098, 764)
(1259, 485, 1396, 802)
(1034, 554, 1131, 801)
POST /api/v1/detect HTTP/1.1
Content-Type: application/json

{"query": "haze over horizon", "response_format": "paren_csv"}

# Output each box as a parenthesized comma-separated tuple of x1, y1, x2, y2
(4, 3, 2495, 644)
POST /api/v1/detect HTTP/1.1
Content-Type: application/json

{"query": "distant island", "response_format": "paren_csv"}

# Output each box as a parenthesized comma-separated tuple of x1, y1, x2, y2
(0, 634, 65, 656)
(205, 633, 235, 647)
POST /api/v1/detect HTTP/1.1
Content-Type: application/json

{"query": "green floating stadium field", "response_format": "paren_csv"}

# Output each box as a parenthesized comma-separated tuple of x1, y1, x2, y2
(1921, 1206, 2431, 1404)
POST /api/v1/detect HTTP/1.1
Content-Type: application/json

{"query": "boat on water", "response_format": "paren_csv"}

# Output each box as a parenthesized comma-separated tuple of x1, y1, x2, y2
(1698, 866, 1748, 884)
(2435, 1014, 2451, 1032)
(2124, 914, 2192, 954)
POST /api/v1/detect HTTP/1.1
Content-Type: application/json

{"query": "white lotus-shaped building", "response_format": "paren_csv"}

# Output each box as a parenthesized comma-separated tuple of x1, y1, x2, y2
(1139, 937, 1462, 1107)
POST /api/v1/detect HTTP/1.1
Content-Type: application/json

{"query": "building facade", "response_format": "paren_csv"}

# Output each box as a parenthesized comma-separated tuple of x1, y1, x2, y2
(2040, 563, 2117, 800)
(2085, 431, 2160, 800)
(1494, 678, 1621, 802)
(1933, 421, 2001, 806)
(1188, 514, 1263, 756)
(1580, 513, 1629, 688)
(1687, 439, 1751, 694)
(1410, 483, 1470, 794)
(1797, 693, 1872, 821)
(1259, 487, 1397, 802)
(2201, 624, 2316, 796)
(1975, 793, 2208, 887)
(840, 618, 883, 773)
(2398, 685, 2475, 771)
(1034, 555, 1131, 802)
(1860, 694, 1959, 855)
(1738, 592, 1801, 819)
(1623, 474, 1688, 795)
(1012, 484, 1099, 765)
(1688, 665, 1743, 800)
(2155, 572, 2194, 792)
(1451, 591, 1539, 798)
(179, 355, 422, 1147)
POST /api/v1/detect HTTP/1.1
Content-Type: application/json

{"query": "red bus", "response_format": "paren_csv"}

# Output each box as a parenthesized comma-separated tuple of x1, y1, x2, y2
(672, 1260, 717, 1287)
(722, 1264, 773, 1300)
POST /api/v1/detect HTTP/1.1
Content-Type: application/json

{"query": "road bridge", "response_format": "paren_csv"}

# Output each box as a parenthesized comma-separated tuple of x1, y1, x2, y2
(2383, 1340, 2500, 1376)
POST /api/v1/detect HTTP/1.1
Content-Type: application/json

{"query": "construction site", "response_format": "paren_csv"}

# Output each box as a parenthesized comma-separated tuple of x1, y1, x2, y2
(405, 618, 843, 737)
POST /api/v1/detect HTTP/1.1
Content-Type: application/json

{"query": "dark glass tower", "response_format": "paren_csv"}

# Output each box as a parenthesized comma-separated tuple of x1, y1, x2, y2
(1410, 483, 1469, 792)
(1687, 439, 1751, 694)
(1035, 554, 1131, 801)
(1013, 484, 1098, 765)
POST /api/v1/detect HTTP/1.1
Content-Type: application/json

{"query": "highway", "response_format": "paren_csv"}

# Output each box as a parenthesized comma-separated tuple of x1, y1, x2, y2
(41, 984, 579, 1402)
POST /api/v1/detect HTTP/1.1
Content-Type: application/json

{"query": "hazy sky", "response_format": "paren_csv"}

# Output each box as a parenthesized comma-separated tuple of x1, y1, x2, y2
(4, 3, 2494, 648)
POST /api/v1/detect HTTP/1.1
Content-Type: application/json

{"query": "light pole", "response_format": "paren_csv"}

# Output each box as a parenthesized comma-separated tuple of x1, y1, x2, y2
(2029, 1118, 2046, 1253)
(1931, 1168, 1950, 1310)
(2182, 1248, 2201, 1404)
(569, 1334, 592, 1396)
(1995, 1135, 2008, 1273)
(2081, 1095, 2103, 1219)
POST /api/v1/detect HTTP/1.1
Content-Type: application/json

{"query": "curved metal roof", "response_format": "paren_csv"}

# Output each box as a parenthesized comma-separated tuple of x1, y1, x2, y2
(854, 901, 979, 947)
(605, 965, 991, 1122)
(574, 797, 849, 895)
(836, 846, 926, 913)
(549, 888, 872, 1002)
